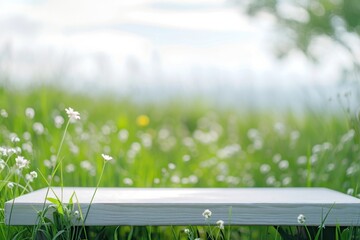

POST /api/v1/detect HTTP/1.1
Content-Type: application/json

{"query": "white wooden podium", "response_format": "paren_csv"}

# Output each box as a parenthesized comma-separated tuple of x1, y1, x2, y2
(5, 187, 360, 226)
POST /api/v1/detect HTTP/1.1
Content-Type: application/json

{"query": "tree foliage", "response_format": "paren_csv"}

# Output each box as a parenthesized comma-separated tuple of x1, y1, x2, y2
(237, 0, 360, 61)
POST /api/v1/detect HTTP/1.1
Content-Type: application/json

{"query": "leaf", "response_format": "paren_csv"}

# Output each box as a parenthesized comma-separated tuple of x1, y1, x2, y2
(52, 230, 65, 240)
(47, 197, 64, 215)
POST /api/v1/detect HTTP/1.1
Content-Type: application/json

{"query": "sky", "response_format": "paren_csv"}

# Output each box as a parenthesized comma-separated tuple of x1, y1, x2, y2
(0, 0, 357, 107)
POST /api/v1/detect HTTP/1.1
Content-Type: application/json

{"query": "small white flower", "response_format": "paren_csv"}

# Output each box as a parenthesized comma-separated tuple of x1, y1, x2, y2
(25, 107, 35, 119)
(73, 210, 81, 220)
(33, 122, 45, 135)
(202, 209, 212, 219)
(25, 173, 34, 182)
(15, 156, 29, 169)
(297, 214, 306, 224)
(0, 109, 8, 118)
(184, 228, 190, 234)
(123, 177, 133, 186)
(54, 115, 65, 128)
(30, 171, 38, 179)
(101, 153, 113, 162)
(65, 107, 81, 120)
(11, 136, 20, 143)
(7, 182, 14, 189)
(0, 159, 5, 170)
(347, 188, 354, 195)
(216, 219, 225, 230)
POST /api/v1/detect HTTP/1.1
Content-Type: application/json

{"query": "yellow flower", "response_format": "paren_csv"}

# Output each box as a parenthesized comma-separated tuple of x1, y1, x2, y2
(136, 115, 150, 127)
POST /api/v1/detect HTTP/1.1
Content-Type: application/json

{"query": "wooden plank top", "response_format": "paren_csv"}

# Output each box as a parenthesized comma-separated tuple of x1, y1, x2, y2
(5, 187, 360, 226)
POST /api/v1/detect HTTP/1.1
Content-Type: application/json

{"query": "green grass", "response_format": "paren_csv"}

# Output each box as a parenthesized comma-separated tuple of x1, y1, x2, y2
(0, 85, 360, 239)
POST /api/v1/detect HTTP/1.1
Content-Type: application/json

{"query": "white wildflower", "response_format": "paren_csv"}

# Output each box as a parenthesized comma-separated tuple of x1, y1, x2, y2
(25, 107, 35, 119)
(202, 209, 212, 219)
(25, 173, 34, 182)
(65, 107, 81, 120)
(216, 220, 225, 230)
(15, 156, 29, 169)
(260, 164, 271, 174)
(101, 153, 113, 162)
(123, 177, 133, 186)
(118, 129, 129, 142)
(184, 228, 190, 234)
(33, 122, 45, 135)
(297, 214, 306, 224)
(7, 182, 14, 189)
(182, 154, 191, 162)
(347, 188, 354, 195)
(278, 160, 289, 170)
(54, 115, 65, 128)
(30, 171, 38, 179)
(0, 109, 8, 118)
(73, 210, 81, 220)
(11, 135, 20, 143)
(65, 163, 76, 173)
(0, 159, 5, 170)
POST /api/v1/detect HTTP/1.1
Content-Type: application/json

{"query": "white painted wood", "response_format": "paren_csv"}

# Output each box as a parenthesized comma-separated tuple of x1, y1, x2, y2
(5, 187, 360, 226)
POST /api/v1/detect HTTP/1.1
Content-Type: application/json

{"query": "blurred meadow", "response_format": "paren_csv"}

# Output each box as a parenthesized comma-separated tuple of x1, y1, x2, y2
(1, 0, 360, 239)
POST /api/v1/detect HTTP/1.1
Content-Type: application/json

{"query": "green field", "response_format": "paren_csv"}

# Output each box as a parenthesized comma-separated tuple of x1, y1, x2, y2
(1, 85, 359, 239)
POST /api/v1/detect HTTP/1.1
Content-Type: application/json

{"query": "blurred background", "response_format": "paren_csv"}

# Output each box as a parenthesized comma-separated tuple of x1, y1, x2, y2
(1, 0, 359, 110)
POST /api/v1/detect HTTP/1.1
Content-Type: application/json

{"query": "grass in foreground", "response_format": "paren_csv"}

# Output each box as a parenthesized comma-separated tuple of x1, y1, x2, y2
(0, 86, 359, 239)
